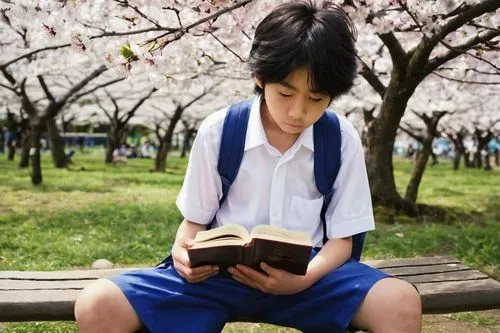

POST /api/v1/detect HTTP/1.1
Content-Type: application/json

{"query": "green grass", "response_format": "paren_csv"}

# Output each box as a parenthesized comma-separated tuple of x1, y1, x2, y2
(0, 153, 499, 332)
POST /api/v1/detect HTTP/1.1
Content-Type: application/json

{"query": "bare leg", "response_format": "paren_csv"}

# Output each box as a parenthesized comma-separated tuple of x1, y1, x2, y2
(75, 279, 142, 333)
(351, 278, 422, 333)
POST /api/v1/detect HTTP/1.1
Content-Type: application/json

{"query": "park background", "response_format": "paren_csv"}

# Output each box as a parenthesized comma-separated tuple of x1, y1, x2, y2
(1, 0, 499, 332)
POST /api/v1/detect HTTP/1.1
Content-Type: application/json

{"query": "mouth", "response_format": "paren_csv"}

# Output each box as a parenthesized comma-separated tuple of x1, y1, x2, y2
(285, 122, 303, 129)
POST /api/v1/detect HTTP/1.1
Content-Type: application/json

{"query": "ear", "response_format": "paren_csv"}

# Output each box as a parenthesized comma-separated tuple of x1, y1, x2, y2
(254, 76, 264, 89)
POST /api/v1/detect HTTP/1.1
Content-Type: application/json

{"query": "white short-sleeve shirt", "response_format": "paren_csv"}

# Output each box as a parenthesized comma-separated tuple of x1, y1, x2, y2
(176, 95, 375, 248)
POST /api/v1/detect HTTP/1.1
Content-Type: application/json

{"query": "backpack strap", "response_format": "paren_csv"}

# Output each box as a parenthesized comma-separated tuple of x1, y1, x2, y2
(313, 111, 366, 261)
(207, 99, 253, 230)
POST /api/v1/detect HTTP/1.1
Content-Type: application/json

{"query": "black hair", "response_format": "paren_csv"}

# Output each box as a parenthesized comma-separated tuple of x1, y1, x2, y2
(248, 0, 357, 99)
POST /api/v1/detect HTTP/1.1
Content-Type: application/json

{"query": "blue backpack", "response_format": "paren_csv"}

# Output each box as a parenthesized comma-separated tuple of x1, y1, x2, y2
(212, 99, 366, 261)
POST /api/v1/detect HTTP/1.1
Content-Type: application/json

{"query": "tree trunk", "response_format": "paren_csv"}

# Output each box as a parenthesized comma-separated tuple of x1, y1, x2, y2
(484, 153, 492, 171)
(0, 132, 4, 155)
(495, 149, 499, 167)
(405, 138, 432, 203)
(464, 151, 471, 167)
(180, 130, 191, 158)
(105, 129, 122, 164)
(30, 124, 42, 185)
(364, 78, 417, 215)
(453, 153, 461, 171)
(153, 105, 184, 171)
(46, 117, 67, 168)
(473, 151, 482, 168)
(19, 131, 31, 168)
(7, 143, 15, 161)
(430, 152, 438, 166)
(105, 143, 115, 164)
(155, 142, 169, 172)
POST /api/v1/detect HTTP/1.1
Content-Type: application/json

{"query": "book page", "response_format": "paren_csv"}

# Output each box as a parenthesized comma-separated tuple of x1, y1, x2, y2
(189, 238, 246, 249)
(250, 225, 312, 247)
(193, 224, 250, 243)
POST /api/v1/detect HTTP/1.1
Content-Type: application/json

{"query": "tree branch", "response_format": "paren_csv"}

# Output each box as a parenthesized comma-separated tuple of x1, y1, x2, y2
(163, 7, 182, 28)
(148, 0, 253, 49)
(68, 77, 126, 104)
(94, 96, 113, 121)
(121, 87, 158, 124)
(431, 71, 500, 85)
(426, 28, 500, 75)
(0, 67, 17, 86)
(0, 43, 71, 70)
(56, 65, 108, 109)
(357, 56, 387, 98)
(127, 3, 162, 28)
(103, 90, 121, 121)
(1, 1, 253, 70)
(432, 0, 499, 47)
(209, 33, 246, 62)
(19, 79, 38, 118)
(409, 0, 500, 79)
(0, 81, 17, 93)
(37, 75, 56, 104)
(399, 123, 423, 141)
(377, 31, 408, 70)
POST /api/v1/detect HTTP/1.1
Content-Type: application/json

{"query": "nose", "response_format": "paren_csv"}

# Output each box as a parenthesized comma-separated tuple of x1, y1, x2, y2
(288, 100, 306, 121)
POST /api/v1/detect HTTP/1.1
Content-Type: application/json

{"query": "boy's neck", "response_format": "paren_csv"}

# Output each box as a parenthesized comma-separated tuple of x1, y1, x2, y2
(260, 101, 300, 155)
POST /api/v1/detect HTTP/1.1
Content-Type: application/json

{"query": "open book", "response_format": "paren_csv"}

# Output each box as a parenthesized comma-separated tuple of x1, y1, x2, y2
(188, 224, 313, 275)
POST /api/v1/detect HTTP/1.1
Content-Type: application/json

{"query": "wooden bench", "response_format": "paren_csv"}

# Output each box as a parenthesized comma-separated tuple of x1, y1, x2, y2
(1, 256, 500, 322)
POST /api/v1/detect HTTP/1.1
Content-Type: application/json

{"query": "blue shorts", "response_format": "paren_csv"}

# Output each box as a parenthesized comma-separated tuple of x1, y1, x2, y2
(109, 250, 390, 333)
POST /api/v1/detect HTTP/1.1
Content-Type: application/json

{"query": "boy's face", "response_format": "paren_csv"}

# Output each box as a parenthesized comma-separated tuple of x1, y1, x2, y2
(256, 67, 331, 135)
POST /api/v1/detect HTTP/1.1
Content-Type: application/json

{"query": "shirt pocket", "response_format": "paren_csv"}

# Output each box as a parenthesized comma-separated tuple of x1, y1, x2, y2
(286, 196, 324, 235)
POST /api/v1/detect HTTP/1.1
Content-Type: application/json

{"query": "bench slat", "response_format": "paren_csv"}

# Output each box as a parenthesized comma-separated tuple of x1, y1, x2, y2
(0, 257, 460, 280)
(418, 278, 500, 313)
(381, 263, 470, 276)
(1, 257, 499, 322)
(365, 256, 460, 268)
(0, 269, 489, 290)
(404, 270, 488, 283)
(0, 268, 136, 280)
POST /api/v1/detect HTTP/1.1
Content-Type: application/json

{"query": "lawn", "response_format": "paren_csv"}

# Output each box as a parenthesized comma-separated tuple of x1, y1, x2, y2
(0, 153, 499, 332)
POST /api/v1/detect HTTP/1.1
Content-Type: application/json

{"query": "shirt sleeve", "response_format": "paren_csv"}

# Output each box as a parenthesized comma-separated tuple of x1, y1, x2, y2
(325, 124, 375, 239)
(176, 115, 223, 225)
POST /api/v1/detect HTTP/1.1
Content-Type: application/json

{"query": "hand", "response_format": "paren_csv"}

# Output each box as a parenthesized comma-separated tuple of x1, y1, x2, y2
(228, 262, 311, 295)
(171, 239, 219, 283)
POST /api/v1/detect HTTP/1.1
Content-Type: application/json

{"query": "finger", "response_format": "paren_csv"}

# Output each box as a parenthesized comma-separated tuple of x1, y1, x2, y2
(229, 268, 263, 290)
(260, 262, 281, 277)
(173, 249, 191, 267)
(231, 274, 259, 290)
(227, 267, 246, 280)
(189, 269, 219, 283)
(173, 261, 191, 279)
(184, 239, 194, 248)
(189, 265, 218, 276)
(236, 264, 269, 284)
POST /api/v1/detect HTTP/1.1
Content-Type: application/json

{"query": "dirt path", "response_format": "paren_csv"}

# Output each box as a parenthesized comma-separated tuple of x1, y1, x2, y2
(223, 310, 500, 332)
(422, 310, 500, 333)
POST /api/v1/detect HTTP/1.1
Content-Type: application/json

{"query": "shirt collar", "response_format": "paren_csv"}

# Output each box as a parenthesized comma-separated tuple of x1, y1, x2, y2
(244, 94, 314, 152)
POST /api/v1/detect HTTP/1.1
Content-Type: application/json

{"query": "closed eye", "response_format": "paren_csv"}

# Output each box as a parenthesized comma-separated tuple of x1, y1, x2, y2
(310, 97, 323, 102)
(279, 92, 292, 97)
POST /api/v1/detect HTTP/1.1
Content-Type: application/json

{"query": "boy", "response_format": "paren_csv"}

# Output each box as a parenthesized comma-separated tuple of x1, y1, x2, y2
(75, 1, 422, 332)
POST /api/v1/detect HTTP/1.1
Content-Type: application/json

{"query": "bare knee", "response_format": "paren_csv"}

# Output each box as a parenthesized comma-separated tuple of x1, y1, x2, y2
(353, 278, 422, 333)
(75, 279, 140, 333)
(385, 279, 422, 329)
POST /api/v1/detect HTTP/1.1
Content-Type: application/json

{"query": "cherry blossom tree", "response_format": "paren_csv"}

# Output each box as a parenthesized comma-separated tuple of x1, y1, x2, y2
(1, 0, 499, 212)
(342, 0, 500, 214)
